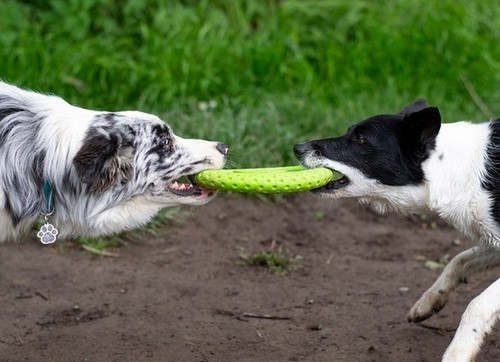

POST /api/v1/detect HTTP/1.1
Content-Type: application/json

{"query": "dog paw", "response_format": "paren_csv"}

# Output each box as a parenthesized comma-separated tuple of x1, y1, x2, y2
(407, 289, 448, 323)
(37, 223, 58, 244)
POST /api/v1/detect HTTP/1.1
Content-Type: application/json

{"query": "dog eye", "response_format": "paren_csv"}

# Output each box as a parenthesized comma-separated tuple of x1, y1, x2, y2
(355, 135, 367, 144)
(160, 134, 171, 147)
(163, 138, 173, 152)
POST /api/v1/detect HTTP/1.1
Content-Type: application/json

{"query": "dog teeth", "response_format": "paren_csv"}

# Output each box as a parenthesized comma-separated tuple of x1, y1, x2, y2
(169, 181, 194, 191)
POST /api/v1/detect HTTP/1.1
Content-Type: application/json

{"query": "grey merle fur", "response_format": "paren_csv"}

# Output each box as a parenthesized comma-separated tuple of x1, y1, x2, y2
(0, 81, 227, 240)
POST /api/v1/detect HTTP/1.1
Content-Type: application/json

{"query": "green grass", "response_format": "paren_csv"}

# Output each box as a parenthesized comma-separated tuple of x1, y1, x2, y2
(2, 0, 499, 162)
(240, 246, 297, 276)
(75, 235, 122, 255)
(3, 0, 497, 246)
(1, 0, 498, 169)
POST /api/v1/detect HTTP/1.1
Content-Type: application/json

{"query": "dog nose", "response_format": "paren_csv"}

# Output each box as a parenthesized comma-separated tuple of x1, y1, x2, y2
(293, 143, 311, 158)
(216, 143, 229, 155)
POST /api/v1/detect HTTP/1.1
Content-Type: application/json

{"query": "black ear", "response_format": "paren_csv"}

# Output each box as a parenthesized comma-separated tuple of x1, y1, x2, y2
(73, 128, 135, 193)
(397, 99, 428, 117)
(402, 107, 441, 160)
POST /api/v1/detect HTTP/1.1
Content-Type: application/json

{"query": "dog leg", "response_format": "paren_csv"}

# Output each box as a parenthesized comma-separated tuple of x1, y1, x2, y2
(407, 246, 500, 323)
(441, 276, 500, 362)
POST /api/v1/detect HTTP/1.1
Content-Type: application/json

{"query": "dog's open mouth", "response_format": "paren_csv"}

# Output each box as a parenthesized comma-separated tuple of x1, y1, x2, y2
(312, 174, 350, 192)
(168, 175, 215, 198)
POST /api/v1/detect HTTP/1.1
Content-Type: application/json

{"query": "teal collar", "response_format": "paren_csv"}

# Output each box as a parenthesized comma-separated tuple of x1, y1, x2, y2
(42, 180, 54, 216)
(38, 180, 59, 245)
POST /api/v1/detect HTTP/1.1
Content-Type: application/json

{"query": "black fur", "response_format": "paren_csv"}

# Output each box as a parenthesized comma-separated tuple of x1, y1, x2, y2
(294, 106, 441, 186)
(396, 98, 427, 117)
(0, 96, 23, 123)
(73, 117, 135, 193)
(482, 118, 500, 225)
(0, 81, 227, 240)
(0, 111, 44, 225)
(293, 99, 500, 360)
(147, 123, 174, 162)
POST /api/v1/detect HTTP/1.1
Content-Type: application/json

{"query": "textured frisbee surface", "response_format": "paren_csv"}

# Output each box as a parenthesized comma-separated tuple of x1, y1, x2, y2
(193, 166, 342, 193)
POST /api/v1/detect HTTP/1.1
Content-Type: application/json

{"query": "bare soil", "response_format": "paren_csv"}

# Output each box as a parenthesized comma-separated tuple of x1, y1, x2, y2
(0, 194, 498, 362)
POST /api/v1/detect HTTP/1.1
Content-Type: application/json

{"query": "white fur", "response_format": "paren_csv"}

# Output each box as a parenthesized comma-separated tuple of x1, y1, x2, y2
(301, 119, 500, 361)
(0, 81, 227, 240)
(442, 276, 500, 362)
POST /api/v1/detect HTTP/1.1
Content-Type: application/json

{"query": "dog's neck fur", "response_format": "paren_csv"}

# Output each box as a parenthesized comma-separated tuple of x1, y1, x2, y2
(426, 122, 499, 245)
(364, 121, 500, 246)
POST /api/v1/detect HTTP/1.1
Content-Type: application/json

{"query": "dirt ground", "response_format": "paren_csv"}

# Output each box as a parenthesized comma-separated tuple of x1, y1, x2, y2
(0, 194, 498, 362)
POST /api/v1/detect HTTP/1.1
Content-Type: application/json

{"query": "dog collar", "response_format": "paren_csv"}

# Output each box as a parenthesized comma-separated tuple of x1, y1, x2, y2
(37, 180, 59, 245)
(42, 180, 54, 215)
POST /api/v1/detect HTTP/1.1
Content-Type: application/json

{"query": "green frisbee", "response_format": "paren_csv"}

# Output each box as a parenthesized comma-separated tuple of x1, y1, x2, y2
(193, 166, 343, 194)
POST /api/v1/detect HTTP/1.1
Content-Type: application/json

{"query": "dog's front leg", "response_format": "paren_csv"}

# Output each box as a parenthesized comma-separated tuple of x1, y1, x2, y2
(407, 246, 500, 323)
(441, 276, 500, 362)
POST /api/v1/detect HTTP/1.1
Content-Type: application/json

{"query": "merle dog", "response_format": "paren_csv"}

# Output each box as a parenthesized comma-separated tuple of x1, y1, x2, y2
(0, 81, 227, 242)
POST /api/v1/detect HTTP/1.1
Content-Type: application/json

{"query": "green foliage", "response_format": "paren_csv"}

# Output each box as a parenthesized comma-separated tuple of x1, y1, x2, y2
(240, 246, 297, 276)
(4, 0, 498, 245)
(75, 235, 121, 253)
(1, 0, 498, 169)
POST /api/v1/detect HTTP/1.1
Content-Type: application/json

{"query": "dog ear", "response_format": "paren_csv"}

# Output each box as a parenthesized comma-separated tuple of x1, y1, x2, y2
(402, 107, 441, 160)
(397, 99, 428, 117)
(73, 127, 135, 193)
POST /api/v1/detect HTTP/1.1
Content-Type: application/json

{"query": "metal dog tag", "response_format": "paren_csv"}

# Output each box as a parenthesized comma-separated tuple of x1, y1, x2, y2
(37, 222, 59, 245)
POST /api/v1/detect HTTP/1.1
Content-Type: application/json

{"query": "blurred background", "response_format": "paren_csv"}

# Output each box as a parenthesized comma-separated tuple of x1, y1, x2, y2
(1, 0, 498, 167)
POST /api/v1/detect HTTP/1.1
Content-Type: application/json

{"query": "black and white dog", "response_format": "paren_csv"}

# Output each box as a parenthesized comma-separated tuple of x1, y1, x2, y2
(294, 100, 500, 362)
(0, 81, 227, 242)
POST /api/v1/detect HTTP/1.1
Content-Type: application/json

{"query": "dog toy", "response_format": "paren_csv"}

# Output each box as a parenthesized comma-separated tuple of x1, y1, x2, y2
(193, 166, 342, 193)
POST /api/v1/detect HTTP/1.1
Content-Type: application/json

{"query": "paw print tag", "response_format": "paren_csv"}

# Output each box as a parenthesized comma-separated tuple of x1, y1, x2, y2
(37, 223, 59, 244)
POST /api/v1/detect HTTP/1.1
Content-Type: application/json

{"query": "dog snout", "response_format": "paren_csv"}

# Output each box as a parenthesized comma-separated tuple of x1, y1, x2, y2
(216, 142, 229, 155)
(294, 142, 318, 158)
